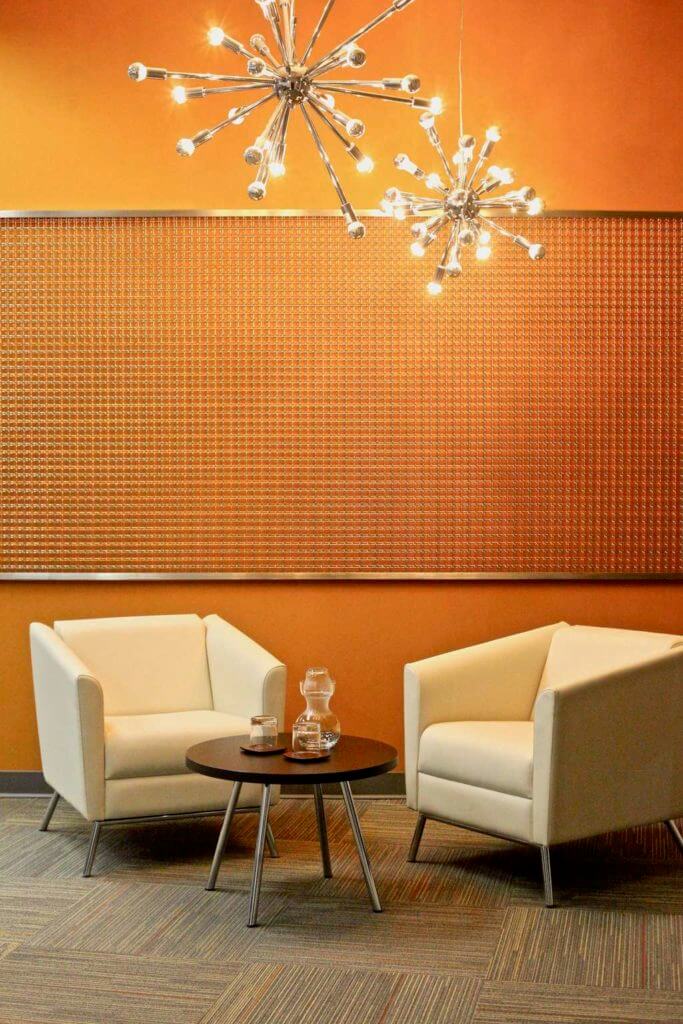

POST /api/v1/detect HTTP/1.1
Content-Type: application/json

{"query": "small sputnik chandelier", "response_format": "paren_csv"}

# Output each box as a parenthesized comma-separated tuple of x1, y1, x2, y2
(128, 0, 442, 239)
(382, 116, 546, 294)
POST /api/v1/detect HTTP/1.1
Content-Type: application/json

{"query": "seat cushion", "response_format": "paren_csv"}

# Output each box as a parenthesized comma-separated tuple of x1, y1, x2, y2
(104, 709, 250, 780)
(418, 721, 534, 798)
(54, 614, 213, 716)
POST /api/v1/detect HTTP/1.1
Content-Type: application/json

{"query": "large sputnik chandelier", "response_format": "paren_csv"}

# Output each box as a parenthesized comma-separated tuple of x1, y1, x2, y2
(128, 0, 442, 239)
(382, 0, 545, 293)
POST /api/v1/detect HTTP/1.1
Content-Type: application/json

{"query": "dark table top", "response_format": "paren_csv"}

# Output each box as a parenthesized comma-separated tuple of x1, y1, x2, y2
(186, 733, 398, 785)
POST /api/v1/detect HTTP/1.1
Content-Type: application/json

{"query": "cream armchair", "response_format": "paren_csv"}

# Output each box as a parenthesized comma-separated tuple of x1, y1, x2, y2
(405, 623, 683, 905)
(30, 613, 286, 877)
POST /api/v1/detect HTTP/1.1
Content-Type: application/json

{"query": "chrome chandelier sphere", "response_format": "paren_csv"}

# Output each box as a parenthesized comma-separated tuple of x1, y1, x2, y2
(382, 115, 546, 293)
(128, 0, 442, 238)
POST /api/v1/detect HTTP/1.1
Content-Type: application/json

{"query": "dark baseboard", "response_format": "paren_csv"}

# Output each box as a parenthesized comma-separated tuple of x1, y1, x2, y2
(283, 773, 405, 796)
(0, 771, 52, 795)
(0, 770, 405, 798)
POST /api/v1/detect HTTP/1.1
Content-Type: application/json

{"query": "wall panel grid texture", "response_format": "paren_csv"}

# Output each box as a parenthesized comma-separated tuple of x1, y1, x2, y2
(0, 213, 680, 578)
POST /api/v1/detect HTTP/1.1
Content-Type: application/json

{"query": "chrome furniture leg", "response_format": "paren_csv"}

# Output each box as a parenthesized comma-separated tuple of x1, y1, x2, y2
(83, 821, 102, 877)
(407, 812, 427, 862)
(206, 781, 243, 891)
(666, 819, 683, 853)
(248, 784, 272, 927)
(39, 791, 60, 831)
(340, 780, 381, 912)
(540, 845, 554, 907)
(313, 784, 332, 878)
(265, 823, 279, 859)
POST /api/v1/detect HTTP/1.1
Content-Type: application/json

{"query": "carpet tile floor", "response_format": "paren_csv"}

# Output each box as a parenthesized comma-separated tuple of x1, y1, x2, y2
(0, 796, 680, 1023)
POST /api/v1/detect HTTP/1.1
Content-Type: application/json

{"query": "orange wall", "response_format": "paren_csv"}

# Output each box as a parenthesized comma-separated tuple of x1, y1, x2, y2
(2, 1, 682, 772)
(3, 581, 681, 770)
(1, 0, 682, 211)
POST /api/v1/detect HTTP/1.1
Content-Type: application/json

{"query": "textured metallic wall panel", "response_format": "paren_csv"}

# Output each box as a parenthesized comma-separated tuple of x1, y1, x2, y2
(0, 214, 680, 577)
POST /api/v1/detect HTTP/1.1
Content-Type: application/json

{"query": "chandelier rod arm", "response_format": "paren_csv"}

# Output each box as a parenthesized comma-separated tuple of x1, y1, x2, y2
(301, 0, 336, 63)
(311, 84, 427, 108)
(261, 2, 290, 68)
(300, 102, 352, 214)
(164, 71, 283, 83)
(428, 128, 457, 188)
(308, 0, 413, 75)
(183, 83, 277, 98)
(206, 90, 278, 141)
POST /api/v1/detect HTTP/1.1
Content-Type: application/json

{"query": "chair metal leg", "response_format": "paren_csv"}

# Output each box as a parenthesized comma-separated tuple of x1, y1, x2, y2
(83, 821, 102, 877)
(265, 823, 279, 859)
(666, 819, 683, 853)
(340, 780, 382, 912)
(407, 812, 427, 862)
(39, 792, 60, 832)
(540, 845, 554, 907)
(247, 785, 272, 927)
(206, 781, 242, 891)
(313, 784, 332, 878)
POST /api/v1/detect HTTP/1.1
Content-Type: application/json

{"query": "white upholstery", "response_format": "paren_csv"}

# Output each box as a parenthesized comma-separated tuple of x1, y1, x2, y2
(405, 624, 683, 847)
(104, 710, 250, 780)
(419, 722, 534, 798)
(54, 614, 213, 716)
(30, 614, 286, 822)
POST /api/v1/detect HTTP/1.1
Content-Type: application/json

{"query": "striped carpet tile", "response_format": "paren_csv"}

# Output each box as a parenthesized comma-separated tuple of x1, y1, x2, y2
(0, 945, 235, 1024)
(201, 962, 397, 1024)
(0, 877, 91, 942)
(27, 880, 286, 961)
(473, 981, 683, 1023)
(488, 907, 680, 989)
(246, 898, 503, 976)
(303, 838, 514, 908)
(381, 973, 482, 1024)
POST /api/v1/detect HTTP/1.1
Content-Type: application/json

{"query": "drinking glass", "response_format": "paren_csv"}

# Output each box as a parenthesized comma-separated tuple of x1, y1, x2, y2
(291, 721, 322, 753)
(250, 715, 278, 749)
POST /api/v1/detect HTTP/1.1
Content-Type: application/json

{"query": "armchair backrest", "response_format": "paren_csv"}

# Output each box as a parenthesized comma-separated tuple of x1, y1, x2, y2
(53, 614, 213, 715)
(537, 625, 682, 699)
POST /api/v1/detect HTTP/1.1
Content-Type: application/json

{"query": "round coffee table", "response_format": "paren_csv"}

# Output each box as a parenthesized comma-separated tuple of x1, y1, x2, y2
(186, 733, 398, 926)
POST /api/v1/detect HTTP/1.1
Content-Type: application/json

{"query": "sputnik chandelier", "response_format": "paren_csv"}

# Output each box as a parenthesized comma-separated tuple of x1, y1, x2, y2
(382, 0, 546, 293)
(128, 0, 442, 239)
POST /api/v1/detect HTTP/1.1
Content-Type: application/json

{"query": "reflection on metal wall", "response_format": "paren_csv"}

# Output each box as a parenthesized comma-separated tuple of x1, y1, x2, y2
(1, 213, 680, 578)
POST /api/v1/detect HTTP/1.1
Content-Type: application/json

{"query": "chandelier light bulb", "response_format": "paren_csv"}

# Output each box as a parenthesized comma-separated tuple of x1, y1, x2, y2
(427, 280, 443, 295)
(176, 137, 196, 156)
(247, 57, 267, 76)
(429, 97, 443, 114)
(458, 227, 475, 245)
(527, 197, 544, 215)
(247, 179, 267, 200)
(475, 244, 492, 261)
(356, 155, 374, 173)
(401, 74, 420, 93)
(426, 172, 445, 191)
(207, 27, 225, 46)
(411, 240, 426, 257)
(347, 219, 366, 239)
(128, 62, 148, 81)
(229, 107, 246, 126)
(269, 161, 286, 177)
(244, 144, 263, 164)
(345, 45, 367, 67)
(528, 243, 546, 259)
(172, 86, 187, 104)
(478, 229, 491, 245)
(485, 125, 501, 142)
(459, 134, 475, 149)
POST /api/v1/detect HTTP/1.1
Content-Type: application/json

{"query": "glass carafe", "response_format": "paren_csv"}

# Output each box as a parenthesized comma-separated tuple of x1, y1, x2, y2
(293, 667, 341, 750)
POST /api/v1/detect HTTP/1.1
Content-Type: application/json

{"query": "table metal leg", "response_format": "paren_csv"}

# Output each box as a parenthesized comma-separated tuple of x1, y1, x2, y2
(340, 780, 381, 912)
(206, 781, 242, 891)
(248, 784, 272, 927)
(313, 784, 332, 878)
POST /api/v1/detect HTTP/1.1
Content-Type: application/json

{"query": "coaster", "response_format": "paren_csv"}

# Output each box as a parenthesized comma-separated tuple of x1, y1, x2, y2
(240, 743, 287, 756)
(283, 749, 331, 762)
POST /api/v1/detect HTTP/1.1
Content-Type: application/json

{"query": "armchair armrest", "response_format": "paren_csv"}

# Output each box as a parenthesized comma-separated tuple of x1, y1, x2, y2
(533, 646, 683, 845)
(403, 622, 565, 807)
(204, 614, 286, 725)
(29, 623, 105, 821)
